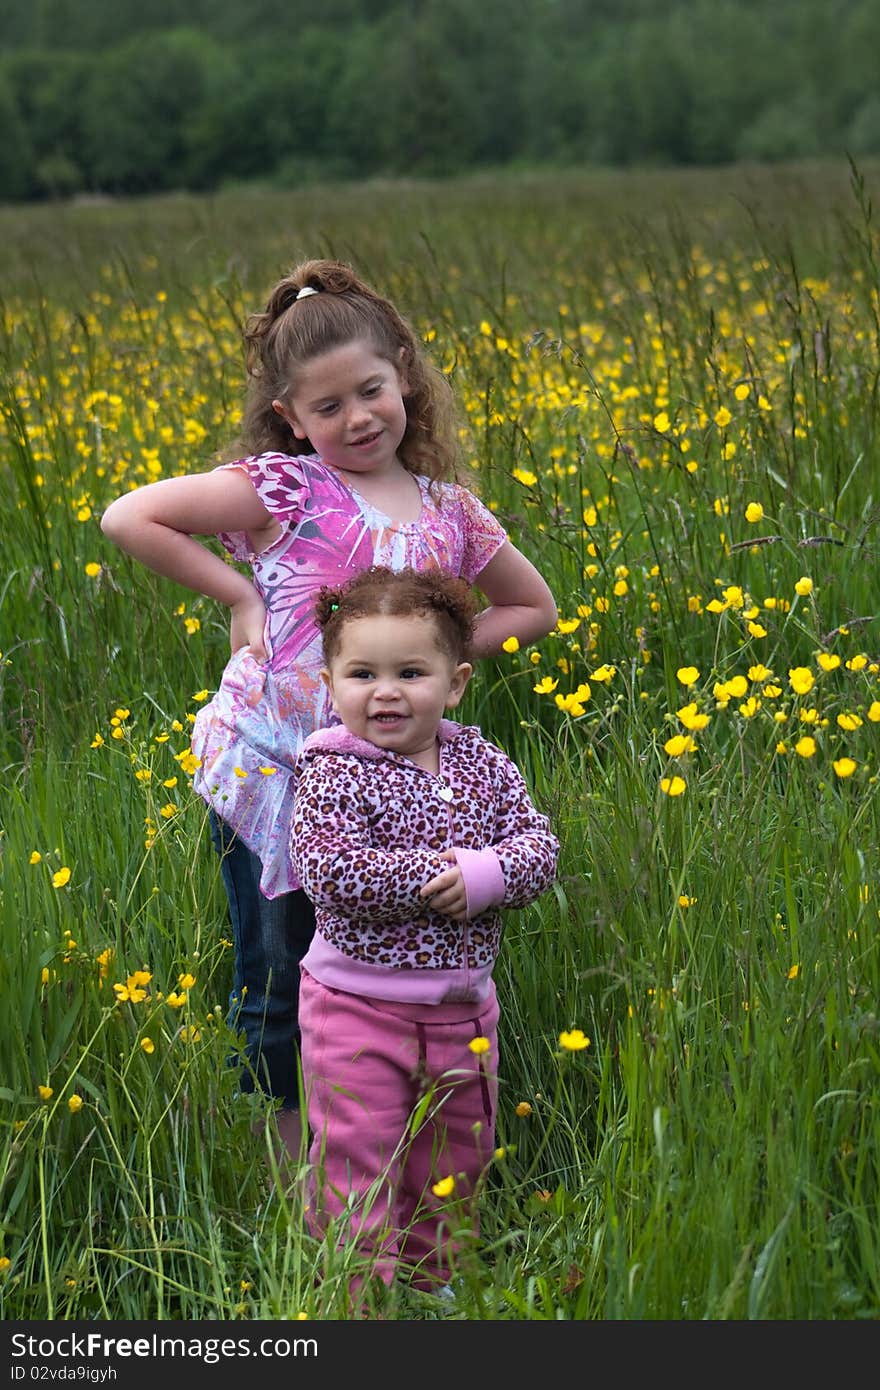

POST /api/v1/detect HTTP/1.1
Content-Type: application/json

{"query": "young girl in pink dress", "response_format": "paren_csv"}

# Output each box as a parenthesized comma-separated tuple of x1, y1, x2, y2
(100, 258, 557, 1160)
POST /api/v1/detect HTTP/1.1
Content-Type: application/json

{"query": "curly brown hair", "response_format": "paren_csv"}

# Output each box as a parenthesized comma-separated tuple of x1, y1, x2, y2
(226, 258, 461, 484)
(316, 566, 476, 667)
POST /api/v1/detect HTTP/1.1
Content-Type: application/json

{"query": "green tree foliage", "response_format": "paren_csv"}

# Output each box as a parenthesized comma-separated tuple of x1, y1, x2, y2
(80, 29, 222, 195)
(0, 0, 878, 203)
(0, 70, 33, 201)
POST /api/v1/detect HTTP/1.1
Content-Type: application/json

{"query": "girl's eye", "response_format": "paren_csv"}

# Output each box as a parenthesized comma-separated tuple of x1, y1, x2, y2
(317, 403, 339, 416)
(352, 668, 373, 680)
(401, 668, 421, 679)
(363, 384, 381, 397)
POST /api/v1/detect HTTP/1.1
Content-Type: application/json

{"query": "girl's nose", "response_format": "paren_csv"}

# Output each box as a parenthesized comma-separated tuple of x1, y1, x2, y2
(346, 399, 372, 428)
(374, 677, 400, 700)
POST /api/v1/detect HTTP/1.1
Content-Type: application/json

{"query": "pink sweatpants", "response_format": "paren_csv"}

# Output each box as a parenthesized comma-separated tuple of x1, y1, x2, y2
(298, 968, 500, 1291)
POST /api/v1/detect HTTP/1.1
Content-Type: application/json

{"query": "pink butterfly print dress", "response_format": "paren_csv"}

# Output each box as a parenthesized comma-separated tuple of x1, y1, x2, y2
(190, 452, 507, 897)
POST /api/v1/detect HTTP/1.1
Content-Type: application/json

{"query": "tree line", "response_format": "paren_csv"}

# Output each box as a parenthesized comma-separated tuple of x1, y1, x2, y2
(1, 0, 878, 203)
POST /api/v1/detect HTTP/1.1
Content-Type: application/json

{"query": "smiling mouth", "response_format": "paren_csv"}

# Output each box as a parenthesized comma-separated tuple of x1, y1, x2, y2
(371, 712, 405, 724)
(352, 430, 381, 447)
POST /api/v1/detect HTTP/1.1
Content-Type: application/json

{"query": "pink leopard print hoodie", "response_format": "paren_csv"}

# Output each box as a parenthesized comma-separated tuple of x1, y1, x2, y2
(291, 720, 559, 1006)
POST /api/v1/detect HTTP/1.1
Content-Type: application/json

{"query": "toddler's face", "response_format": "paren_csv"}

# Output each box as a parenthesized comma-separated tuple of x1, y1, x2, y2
(323, 613, 471, 768)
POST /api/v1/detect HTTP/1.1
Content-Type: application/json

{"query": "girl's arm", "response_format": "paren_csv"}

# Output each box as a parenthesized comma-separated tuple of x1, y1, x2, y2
(471, 540, 557, 658)
(101, 469, 273, 654)
(292, 760, 448, 920)
(422, 749, 559, 920)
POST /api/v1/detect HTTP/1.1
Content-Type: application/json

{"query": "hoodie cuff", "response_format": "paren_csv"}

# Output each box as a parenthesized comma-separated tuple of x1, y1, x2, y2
(453, 847, 506, 918)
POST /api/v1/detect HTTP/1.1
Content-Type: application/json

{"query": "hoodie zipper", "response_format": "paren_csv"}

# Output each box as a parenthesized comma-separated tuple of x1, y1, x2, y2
(435, 752, 471, 989)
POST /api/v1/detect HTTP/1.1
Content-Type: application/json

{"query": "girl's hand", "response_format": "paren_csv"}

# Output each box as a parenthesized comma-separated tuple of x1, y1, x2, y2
(230, 590, 268, 660)
(420, 850, 468, 921)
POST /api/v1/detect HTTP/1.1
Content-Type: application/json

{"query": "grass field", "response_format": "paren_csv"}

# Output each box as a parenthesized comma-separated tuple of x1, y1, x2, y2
(2, 157, 880, 1321)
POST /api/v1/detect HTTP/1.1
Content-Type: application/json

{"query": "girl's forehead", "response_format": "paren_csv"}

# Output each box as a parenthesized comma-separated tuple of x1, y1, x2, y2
(333, 611, 446, 657)
(291, 337, 388, 385)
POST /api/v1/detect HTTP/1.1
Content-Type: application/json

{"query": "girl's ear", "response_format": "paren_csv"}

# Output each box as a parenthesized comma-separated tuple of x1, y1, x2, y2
(444, 662, 473, 711)
(272, 398, 308, 440)
(320, 667, 337, 709)
(396, 346, 411, 396)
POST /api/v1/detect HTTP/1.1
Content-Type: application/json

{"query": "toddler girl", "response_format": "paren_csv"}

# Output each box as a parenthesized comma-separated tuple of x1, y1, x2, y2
(292, 565, 559, 1296)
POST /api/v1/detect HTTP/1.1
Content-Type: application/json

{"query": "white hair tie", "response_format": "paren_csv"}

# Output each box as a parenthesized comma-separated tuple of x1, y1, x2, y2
(295, 286, 319, 300)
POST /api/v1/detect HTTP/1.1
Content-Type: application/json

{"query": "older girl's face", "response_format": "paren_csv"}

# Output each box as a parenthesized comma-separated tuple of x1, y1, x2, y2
(272, 339, 408, 480)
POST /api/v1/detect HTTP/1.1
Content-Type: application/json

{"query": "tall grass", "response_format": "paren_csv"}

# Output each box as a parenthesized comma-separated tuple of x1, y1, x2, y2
(2, 159, 879, 1319)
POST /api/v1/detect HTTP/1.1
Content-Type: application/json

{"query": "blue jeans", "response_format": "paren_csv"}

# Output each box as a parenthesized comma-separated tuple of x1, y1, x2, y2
(209, 812, 316, 1109)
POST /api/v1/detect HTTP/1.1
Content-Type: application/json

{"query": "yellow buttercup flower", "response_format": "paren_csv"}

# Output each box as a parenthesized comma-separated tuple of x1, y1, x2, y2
(794, 576, 813, 597)
(677, 703, 710, 731)
(140, 1037, 155, 1055)
(789, 667, 815, 695)
(113, 970, 152, 1004)
(468, 1036, 491, 1055)
(676, 666, 700, 687)
(559, 1028, 590, 1051)
(664, 734, 696, 756)
(515, 1102, 533, 1118)
(837, 713, 862, 731)
(502, 636, 520, 654)
(794, 736, 817, 758)
(660, 775, 686, 797)
(745, 501, 764, 523)
(833, 757, 857, 779)
(816, 652, 840, 672)
(52, 867, 71, 889)
(432, 1175, 456, 1198)
(68, 1095, 83, 1113)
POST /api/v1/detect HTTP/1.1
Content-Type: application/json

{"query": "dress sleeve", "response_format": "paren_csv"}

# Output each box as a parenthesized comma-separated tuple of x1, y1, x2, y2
(215, 452, 312, 561)
(454, 484, 508, 582)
